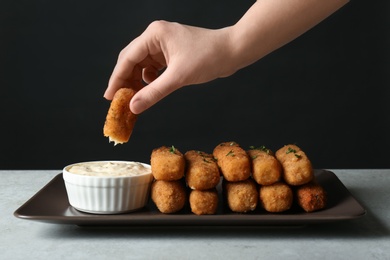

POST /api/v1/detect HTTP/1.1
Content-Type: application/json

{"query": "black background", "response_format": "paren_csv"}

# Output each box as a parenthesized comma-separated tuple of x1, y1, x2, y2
(1, 0, 389, 169)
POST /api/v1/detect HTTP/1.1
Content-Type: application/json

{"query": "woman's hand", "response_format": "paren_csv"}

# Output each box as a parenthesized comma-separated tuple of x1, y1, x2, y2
(104, 21, 236, 114)
(104, 0, 349, 114)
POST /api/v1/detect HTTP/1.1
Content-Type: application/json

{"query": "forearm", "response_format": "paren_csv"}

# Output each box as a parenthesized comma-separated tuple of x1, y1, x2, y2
(228, 0, 349, 70)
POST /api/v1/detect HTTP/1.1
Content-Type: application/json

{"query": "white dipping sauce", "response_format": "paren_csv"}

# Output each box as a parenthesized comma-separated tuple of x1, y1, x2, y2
(68, 161, 150, 177)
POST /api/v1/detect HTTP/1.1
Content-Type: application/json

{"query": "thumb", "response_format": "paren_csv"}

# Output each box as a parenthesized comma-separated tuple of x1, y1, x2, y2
(130, 67, 182, 114)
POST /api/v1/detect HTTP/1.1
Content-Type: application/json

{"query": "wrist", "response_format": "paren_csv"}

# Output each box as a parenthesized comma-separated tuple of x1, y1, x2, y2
(213, 26, 249, 78)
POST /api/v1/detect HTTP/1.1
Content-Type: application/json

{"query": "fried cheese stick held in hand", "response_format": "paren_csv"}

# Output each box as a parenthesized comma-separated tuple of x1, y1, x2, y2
(104, 0, 349, 114)
(103, 88, 137, 145)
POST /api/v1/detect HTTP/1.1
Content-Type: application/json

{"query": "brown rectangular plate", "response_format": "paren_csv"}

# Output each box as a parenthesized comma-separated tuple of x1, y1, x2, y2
(14, 170, 365, 226)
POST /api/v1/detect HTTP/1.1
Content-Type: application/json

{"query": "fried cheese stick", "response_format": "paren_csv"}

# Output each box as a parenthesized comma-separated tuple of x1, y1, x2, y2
(213, 142, 251, 182)
(184, 150, 220, 190)
(103, 88, 137, 145)
(247, 146, 282, 185)
(259, 182, 293, 213)
(296, 182, 327, 212)
(224, 178, 258, 213)
(275, 144, 314, 186)
(189, 189, 218, 215)
(151, 180, 186, 214)
(150, 146, 185, 181)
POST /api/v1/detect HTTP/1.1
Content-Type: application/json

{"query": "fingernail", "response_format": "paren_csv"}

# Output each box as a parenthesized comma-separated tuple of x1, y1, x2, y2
(103, 89, 110, 99)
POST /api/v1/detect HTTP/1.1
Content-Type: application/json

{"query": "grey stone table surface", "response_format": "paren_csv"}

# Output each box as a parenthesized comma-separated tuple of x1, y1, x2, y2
(1, 169, 389, 260)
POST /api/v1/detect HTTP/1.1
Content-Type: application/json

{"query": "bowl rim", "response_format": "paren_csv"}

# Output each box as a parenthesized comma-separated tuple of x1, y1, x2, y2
(63, 160, 152, 179)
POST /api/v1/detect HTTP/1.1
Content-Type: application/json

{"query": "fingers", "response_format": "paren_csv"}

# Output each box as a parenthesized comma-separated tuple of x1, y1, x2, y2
(142, 66, 159, 84)
(104, 21, 198, 113)
(104, 36, 151, 100)
(130, 66, 182, 114)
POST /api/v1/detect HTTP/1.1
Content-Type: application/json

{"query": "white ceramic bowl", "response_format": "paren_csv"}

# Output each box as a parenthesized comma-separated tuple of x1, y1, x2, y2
(63, 161, 153, 214)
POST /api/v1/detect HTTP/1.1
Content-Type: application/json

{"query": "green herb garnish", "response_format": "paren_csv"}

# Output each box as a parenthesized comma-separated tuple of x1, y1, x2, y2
(286, 147, 297, 154)
(196, 150, 212, 163)
(249, 145, 270, 154)
(226, 150, 235, 157)
(286, 147, 301, 159)
(169, 145, 176, 154)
